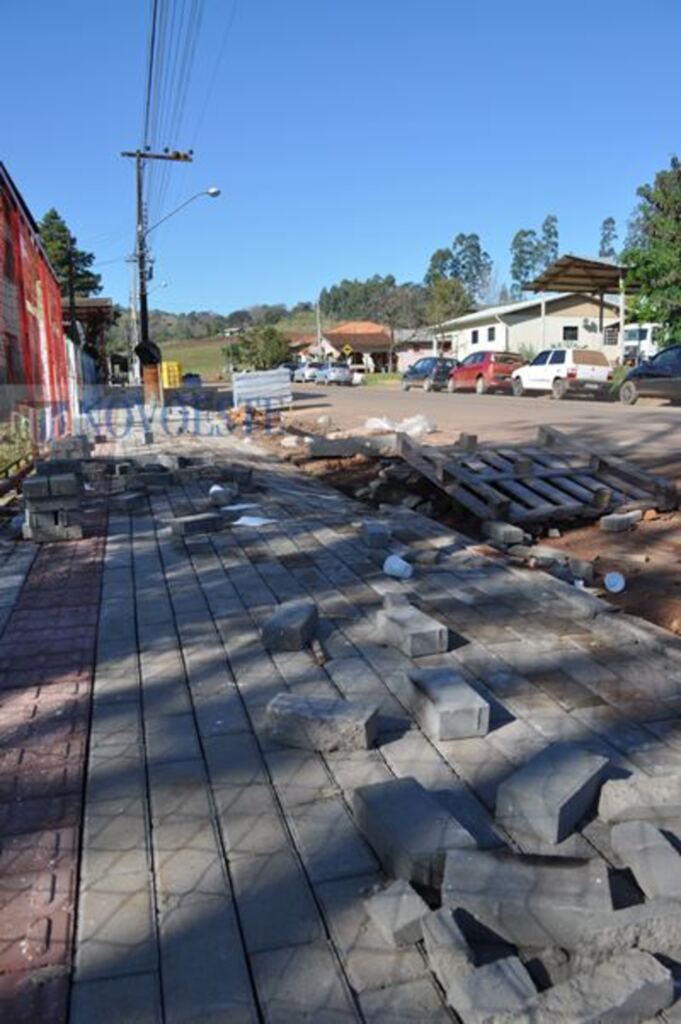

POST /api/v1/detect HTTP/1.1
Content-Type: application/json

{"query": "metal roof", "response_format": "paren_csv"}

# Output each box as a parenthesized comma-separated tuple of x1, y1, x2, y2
(524, 254, 637, 293)
(440, 291, 619, 329)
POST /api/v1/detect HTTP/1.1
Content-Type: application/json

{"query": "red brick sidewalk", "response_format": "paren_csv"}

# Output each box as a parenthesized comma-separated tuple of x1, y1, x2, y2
(0, 537, 104, 1023)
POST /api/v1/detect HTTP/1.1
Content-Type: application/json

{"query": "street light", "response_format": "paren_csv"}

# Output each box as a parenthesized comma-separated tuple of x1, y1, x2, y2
(144, 188, 221, 238)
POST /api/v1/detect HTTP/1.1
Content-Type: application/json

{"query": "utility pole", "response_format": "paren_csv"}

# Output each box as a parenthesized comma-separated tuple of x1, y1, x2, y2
(121, 149, 192, 357)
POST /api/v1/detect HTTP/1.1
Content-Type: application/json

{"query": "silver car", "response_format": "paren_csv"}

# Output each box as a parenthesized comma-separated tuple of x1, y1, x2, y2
(317, 361, 353, 385)
(293, 362, 322, 383)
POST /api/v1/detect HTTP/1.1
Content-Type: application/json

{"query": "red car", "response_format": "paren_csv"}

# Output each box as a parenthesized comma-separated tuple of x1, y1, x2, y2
(448, 350, 525, 394)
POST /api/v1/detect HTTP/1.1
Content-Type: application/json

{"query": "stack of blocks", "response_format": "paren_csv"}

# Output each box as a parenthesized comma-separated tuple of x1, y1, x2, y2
(22, 468, 84, 541)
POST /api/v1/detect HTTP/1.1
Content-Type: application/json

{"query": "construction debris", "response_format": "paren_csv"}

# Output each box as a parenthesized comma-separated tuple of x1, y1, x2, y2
(22, 469, 84, 541)
(375, 600, 448, 658)
(408, 667, 490, 740)
(598, 775, 681, 824)
(266, 693, 379, 752)
(422, 908, 473, 989)
(599, 509, 643, 532)
(447, 957, 536, 1023)
(610, 821, 681, 900)
(262, 600, 318, 651)
(364, 879, 429, 947)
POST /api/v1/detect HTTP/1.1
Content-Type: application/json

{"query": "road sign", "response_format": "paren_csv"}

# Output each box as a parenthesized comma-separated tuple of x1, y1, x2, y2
(342, 344, 353, 356)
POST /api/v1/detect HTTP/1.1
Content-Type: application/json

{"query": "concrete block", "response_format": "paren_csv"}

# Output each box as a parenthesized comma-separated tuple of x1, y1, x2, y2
(598, 774, 681, 824)
(22, 475, 49, 500)
(495, 743, 608, 844)
(110, 492, 146, 514)
(600, 509, 643, 532)
(409, 667, 490, 740)
(49, 472, 80, 496)
(266, 693, 378, 752)
(488, 951, 673, 1024)
(482, 521, 525, 546)
(422, 907, 473, 989)
(441, 848, 611, 948)
(36, 458, 83, 477)
(362, 520, 392, 547)
(136, 470, 174, 488)
(70, 973, 163, 1024)
(352, 776, 475, 888)
(376, 604, 448, 658)
(170, 512, 224, 537)
(364, 879, 429, 947)
(610, 821, 681, 900)
(577, 900, 681, 958)
(447, 956, 536, 1023)
(262, 600, 318, 651)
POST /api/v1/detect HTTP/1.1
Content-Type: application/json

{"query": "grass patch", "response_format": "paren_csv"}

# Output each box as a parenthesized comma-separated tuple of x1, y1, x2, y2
(362, 372, 401, 386)
(159, 336, 227, 380)
(0, 420, 32, 473)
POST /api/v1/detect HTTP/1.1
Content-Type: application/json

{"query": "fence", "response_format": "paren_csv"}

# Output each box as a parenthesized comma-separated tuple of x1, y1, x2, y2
(232, 368, 292, 410)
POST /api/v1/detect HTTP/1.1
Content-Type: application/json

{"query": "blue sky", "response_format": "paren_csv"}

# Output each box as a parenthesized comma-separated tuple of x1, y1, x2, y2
(2, 0, 680, 313)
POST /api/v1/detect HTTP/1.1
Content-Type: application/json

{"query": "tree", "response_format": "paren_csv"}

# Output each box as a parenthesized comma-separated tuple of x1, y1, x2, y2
(424, 248, 453, 286)
(539, 214, 559, 269)
(38, 209, 101, 297)
(510, 229, 540, 297)
(450, 233, 493, 301)
(224, 324, 291, 370)
(225, 309, 253, 329)
(599, 217, 618, 260)
(426, 277, 470, 332)
(623, 156, 681, 344)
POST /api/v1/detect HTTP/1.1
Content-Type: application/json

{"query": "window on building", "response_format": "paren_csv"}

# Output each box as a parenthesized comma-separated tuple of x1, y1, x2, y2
(487, 326, 495, 342)
(471, 329, 479, 344)
(562, 326, 579, 342)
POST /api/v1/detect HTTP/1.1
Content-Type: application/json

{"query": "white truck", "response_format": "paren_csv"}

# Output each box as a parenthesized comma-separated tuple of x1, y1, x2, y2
(621, 323, 660, 364)
(511, 348, 613, 400)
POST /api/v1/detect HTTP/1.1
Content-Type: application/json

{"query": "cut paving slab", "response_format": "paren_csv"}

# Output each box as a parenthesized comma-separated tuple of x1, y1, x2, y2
(364, 879, 429, 947)
(446, 956, 536, 1024)
(610, 820, 681, 900)
(409, 667, 490, 740)
(352, 776, 476, 888)
(495, 743, 609, 844)
(599, 774, 681, 824)
(576, 899, 681, 958)
(266, 693, 379, 752)
(488, 950, 673, 1024)
(375, 603, 448, 658)
(422, 907, 474, 991)
(441, 848, 612, 948)
(262, 600, 319, 651)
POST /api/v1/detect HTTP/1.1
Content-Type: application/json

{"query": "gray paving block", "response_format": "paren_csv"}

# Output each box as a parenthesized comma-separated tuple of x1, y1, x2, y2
(421, 907, 473, 991)
(352, 777, 475, 888)
(170, 511, 224, 536)
(262, 600, 319, 651)
(441, 848, 611, 948)
(75, 867, 157, 980)
(482, 521, 525, 546)
(409, 667, 490, 740)
(362, 520, 392, 548)
(203, 732, 268, 787)
(144, 714, 202, 764)
(598, 774, 681, 824)
(266, 692, 379, 752)
(159, 893, 258, 1023)
(148, 759, 213, 825)
(488, 951, 673, 1023)
(599, 509, 643, 532)
(365, 879, 429, 947)
(610, 821, 681, 900)
(215, 783, 289, 856)
(231, 849, 324, 953)
(375, 604, 448, 658)
(287, 796, 378, 882)
(110, 491, 147, 514)
(266, 748, 337, 807)
(153, 821, 228, 898)
(358, 977, 451, 1023)
(49, 471, 81, 496)
(69, 973, 163, 1024)
(447, 956, 536, 1023)
(315, 872, 427, 994)
(252, 941, 359, 1023)
(22, 475, 50, 499)
(495, 743, 608, 844)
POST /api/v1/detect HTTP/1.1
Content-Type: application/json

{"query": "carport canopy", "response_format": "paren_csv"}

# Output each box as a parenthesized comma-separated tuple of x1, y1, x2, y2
(523, 253, 638, 294)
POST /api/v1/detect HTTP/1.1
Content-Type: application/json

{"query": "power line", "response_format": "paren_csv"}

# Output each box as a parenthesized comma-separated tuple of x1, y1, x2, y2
(142, 0, 161, 147)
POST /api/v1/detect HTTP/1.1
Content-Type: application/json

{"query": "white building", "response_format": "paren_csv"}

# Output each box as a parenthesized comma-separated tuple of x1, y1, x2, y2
(436, 293, 621, 363)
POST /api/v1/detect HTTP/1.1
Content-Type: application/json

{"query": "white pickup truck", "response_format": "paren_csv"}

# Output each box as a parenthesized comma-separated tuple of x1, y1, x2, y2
(511, 348, 613, 400)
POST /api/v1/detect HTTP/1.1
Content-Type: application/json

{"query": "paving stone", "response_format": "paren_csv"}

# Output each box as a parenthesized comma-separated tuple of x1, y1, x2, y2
(422, 906, 473, 990)
(352, 776, 475, 887)
(0, 867, 74, 974)
(489, 950, 673, 1023)
(362, 521, 392, 548)
(365, 879, 429, 947)
(215, 783, 289, 856)
(447, 956, 536, 1023)
(266, 747, 337, 807)
(230, 849, 324, 953)
(110, 491, 147, 514)
(358, 977, 451, 1023)
(75, 866, 157, 980)
(252, 941, 359, 1022)
(599, 509, 643, 532)
(495, 742, 609, 844)
(170, 512, 224, 536)
(287, 796, 378, 882)
(203, 732, 268, 787)
(375, 604, 448, 658)
(69, 972, 163, 1024)
(144, 714, 202, 764)
(610, 821, 681, 900)
(599, 774, 681, 824)
(409, 666, 490, 740)
(441, 848, 611, 948)
(482, 521, 525, 546)
(266, 692, 379, 752)
(262, 600, 319, 651)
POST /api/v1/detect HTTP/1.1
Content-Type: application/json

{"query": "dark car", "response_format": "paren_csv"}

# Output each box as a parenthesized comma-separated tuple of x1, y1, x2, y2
(401, 356, 457, 392)
(619, 345, 681, 405)
(448, 350, 525, 394)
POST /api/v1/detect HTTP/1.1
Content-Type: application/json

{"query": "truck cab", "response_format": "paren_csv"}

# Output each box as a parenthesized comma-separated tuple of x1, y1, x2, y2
(622, 323, 660, 365)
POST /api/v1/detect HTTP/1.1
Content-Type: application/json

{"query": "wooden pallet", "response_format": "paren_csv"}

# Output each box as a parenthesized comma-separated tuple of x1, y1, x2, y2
(396, 427, 678, 526)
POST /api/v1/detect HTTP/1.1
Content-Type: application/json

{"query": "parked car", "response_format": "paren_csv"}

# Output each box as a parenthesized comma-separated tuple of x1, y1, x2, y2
(448, 350, 524, 394)
(401, 357, 457, 392)
(511, 348, 612, 399)
(277, 361, 298, 379)
(292, 361, 322, 383)
(315, 361, 353, 385)
(181, 372, 202, 388)
(350, 365, 366, 386)
(619, 345, 681, 405)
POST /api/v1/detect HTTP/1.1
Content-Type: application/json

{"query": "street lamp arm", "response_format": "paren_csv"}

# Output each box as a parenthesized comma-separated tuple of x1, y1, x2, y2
(144, 188, 221, 238)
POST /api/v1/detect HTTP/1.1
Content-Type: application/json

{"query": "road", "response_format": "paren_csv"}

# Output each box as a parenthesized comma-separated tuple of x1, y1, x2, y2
(287, 383, 681, 482)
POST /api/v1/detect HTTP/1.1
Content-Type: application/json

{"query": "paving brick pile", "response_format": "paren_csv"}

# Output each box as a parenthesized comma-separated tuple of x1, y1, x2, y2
(2, 422, 681, 1022)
